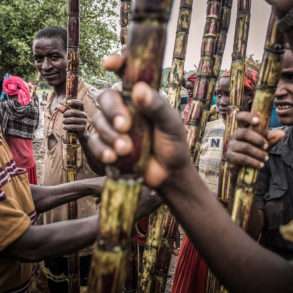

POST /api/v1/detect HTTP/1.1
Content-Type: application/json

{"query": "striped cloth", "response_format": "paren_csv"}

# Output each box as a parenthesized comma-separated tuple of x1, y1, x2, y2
(0, 99, 39, 139)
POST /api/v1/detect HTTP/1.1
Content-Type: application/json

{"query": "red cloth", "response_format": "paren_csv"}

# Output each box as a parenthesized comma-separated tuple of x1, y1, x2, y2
(244, 67, 258, 91)
(3, 75, 31, 106)
(6, 136, 37, 184)
(187, 73, 197, 85)
(172, 236, 208, 293)
(5, 136, 36, 169)
(133, 217, 149, 245)
(27, 165, 37, 184)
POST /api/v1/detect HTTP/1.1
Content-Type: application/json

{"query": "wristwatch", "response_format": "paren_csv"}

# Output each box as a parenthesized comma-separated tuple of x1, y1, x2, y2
(278, 8, 293, 33)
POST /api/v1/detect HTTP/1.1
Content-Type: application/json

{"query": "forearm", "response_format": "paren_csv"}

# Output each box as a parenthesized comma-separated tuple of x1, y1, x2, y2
(6, 215, 99, 262)
(31, 177, 105, 213)
(161, 165, 293, 293)
(79, 132, 106, 175)
(7, 189, 160, 263)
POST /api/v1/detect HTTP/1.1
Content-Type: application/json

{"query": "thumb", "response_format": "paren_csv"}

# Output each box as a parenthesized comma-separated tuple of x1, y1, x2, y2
(132, 82, 184, 139)
(267, 129, 285, 146)
(144, 157, 168, 188)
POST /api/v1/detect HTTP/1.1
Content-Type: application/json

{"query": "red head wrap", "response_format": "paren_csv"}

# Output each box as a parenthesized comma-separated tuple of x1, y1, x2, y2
(3, 75, 31, 106)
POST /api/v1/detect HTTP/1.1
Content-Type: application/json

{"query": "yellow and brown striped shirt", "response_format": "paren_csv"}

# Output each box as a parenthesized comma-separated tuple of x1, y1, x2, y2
(0, 133, 36, 292)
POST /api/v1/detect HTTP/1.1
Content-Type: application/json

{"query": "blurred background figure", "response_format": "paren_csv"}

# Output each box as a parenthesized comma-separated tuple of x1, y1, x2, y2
(0, 74, 39, 184)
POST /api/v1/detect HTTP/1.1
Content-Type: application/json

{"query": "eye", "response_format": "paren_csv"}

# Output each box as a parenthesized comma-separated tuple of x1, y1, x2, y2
(33, 56, 43, 63)
(281, 72, 293, 81)
(49, 55, 61, 62)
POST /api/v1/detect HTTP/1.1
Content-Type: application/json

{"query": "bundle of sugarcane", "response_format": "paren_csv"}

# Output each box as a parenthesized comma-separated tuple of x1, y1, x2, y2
(151, 210, 179, 293)
(139, 205, 168, 292)
(139, 1, 193, 292)
(231, 12, 284, 230)
(120, 0, 131, 46)
(193, 0, 232, 165)
(206, 2, 250, 291)
(185, 0, 232, 164)
(87, 1, 174, 292)
(139, 205, 178, 293)
(64, 0, 80, 292)
(218, 0, 251, 206)
(168, 0, 194, 109)
(213, 0, 233, 83)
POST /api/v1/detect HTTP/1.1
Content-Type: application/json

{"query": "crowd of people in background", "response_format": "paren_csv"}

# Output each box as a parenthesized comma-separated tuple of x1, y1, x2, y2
(2, 1, 293, 293)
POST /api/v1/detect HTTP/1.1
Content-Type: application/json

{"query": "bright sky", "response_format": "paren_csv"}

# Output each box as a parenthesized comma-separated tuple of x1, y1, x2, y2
(164, 0, 271, 70)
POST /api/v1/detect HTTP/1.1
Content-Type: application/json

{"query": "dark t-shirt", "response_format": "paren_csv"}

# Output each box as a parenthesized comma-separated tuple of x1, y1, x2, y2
(255, 127, 293, 259)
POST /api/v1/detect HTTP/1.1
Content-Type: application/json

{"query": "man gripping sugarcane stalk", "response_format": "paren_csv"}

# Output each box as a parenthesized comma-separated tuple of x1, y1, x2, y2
(229, 11, 284, 231)
(83, 2, 293, 292)
(140, 1, 194, 292)
(87, 1, 174, 293)
(32, 23, 103, 293)
(226, 3, 293, 265)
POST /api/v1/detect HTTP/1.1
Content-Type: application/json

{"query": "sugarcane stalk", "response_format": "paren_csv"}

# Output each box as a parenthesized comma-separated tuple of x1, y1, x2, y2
(139, 205, 168, 292)
(206, 0, 251, 293)
(64, 0, 80, 292)
(120, 0, 131, 46)
(88, 1, 174, 292)
(140, 1, 193, 291)
(186, 0, 222, 156)
(140, 204, 178, 293)
(185, 0, 232, 164)
(231, 12, 284, 230)
(213, 0, 233, 83)
(168, 0, 194, 109)
(218, 0, 251, 205)
(194, 0, 232, 165)
(151, 209, 178, 293)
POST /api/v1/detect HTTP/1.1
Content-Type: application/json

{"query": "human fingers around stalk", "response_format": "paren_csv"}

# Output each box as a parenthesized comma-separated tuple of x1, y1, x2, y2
(87, 54, 190, 188)
(227, 47, 293, 170)
(63, 99, 88, 137)
(226, 111, 285, 169)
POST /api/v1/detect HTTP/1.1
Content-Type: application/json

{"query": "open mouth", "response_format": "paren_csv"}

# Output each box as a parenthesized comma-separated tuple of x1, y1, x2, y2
(276, 103, 293, 115)
(43, 73, 59, 80)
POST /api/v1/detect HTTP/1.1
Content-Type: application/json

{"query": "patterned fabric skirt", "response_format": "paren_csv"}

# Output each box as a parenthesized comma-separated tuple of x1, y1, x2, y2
(172, 236, 208, 293)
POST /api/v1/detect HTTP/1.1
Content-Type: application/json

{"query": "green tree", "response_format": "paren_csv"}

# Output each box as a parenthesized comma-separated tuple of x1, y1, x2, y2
(0, 0, 119, 82)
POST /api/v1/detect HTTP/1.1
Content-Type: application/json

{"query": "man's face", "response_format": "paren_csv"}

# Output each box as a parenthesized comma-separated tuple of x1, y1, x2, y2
(242, 87, 254, 111)
(215, 76, 230, 117)
(184, 80, 194, 99)
(32, 37, 67, 88)
(274, 49, 293, 125)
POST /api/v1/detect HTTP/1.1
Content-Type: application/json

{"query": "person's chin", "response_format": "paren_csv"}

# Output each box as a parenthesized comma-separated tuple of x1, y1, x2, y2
(279, 117, 293, 126)
(46, 78, 62, 87)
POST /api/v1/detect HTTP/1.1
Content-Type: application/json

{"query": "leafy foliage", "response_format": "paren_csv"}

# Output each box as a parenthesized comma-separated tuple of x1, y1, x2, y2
(0, 0, 119, 83)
